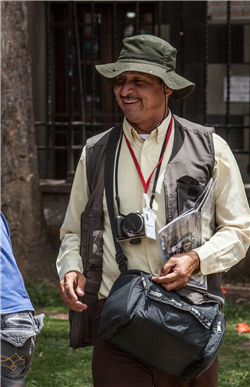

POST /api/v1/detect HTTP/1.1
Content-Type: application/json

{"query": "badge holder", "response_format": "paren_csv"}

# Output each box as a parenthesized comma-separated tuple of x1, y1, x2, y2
(143, 193, 157, 240)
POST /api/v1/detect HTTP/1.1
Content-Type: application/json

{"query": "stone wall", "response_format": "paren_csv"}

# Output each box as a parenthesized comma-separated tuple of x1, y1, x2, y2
(42, 181, 250, 279)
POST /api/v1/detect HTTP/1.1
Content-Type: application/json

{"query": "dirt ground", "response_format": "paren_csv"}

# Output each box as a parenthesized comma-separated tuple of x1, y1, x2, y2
(222, 283, 250, 304)
(40, 283, 250, 322)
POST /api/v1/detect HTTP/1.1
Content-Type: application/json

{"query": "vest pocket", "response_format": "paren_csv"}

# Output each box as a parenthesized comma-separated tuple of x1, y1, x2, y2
(177, 176, 205, 215)
(81, 206, 103, 294)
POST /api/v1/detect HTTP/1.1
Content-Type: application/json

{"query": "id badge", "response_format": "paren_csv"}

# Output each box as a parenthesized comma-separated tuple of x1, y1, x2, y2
(143, 207, 157, 240)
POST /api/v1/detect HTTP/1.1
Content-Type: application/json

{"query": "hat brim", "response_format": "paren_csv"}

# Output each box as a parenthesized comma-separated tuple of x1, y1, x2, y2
(95, 62, 195, 100)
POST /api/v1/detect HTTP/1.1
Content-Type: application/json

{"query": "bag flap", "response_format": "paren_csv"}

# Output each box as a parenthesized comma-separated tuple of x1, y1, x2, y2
(147, 281, 219, 329)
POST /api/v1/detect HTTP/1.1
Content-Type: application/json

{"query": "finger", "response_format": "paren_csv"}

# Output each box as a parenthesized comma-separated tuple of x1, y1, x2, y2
(64, 300, 87, 312)
(59, 280, 76, 304)
(75, 274, 86, 297)
(160, 262, 176, 276)
(152, 271, 178, 284)
(160, 266, 173, 276)
(60, 274, 86, 307)
(153, 268, 190, 289)
(60, 282, 87, 311)
(65, 280, 79, 302)
(161, 280, 184, 291)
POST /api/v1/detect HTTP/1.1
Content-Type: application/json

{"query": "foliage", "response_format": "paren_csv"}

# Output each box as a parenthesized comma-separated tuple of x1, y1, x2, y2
(25, 290, 250, 387)
(26, 282, 65, 309)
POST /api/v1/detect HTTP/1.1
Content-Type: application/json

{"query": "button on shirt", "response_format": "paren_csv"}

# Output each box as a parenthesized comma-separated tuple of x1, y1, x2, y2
(57, 113, 250, 300)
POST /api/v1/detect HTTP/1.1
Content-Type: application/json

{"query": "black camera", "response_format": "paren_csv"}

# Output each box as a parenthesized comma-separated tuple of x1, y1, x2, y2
(116, 211, 146, 243)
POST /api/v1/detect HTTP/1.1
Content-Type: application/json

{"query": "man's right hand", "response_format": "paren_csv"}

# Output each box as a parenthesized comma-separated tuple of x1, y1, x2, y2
(59, 270, 88, 311)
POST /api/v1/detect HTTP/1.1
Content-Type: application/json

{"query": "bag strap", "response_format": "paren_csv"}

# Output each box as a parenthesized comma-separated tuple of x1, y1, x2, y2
(104, 124, 128, 274)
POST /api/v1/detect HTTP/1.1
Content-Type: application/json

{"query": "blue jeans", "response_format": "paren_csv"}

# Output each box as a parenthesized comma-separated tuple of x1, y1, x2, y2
(1, 311, 44, 386)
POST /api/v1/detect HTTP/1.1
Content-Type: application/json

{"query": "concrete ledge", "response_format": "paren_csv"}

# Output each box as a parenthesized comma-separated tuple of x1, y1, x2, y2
(40, 179, 72, 254)
(40, 180, 250, 261)
(40, 180, 250, 198)
(40, 179, 72, 194)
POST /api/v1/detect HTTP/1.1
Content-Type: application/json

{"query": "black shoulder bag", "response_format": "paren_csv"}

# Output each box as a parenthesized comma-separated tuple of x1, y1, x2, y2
(99, 126, 226, 382)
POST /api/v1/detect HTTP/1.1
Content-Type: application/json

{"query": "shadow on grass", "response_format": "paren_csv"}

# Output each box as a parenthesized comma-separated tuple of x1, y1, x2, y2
(26, 283, 250, 387)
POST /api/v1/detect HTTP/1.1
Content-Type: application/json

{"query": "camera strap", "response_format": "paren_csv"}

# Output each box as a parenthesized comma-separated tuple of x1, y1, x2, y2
(105, 124, 128, 273)
(118, 116, 173, 210)
(105, 117, 173, 273)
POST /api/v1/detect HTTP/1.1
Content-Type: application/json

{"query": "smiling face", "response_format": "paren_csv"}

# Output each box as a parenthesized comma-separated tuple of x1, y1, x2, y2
(114, 71, 172, 134)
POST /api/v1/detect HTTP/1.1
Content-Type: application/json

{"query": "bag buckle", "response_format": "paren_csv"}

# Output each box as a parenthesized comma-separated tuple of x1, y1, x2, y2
(115, 250, 128, 273)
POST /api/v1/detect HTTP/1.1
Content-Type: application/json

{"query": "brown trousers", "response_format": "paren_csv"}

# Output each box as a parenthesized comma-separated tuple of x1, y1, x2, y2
(92, 300, 218, 387)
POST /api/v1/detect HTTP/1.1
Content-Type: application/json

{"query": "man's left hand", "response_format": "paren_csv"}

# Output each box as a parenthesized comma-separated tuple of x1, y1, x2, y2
(152, 251, 200, 291)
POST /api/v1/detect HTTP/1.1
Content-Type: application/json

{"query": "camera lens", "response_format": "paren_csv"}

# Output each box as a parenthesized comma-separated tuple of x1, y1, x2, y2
(122, 212, 144, 236)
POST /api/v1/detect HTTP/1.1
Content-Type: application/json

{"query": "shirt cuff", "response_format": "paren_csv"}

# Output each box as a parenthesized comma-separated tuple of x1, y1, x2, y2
(194, 243, 241, 275)
(57, 252, 83, 281)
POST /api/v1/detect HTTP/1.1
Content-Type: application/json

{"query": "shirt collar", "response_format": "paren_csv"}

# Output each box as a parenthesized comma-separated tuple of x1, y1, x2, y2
(123, 109, 173, 145)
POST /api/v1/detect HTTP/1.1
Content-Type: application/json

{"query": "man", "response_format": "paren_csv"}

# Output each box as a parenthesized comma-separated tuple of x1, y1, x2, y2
(0, 212, 44, 386)
(57, 35, 250, 387)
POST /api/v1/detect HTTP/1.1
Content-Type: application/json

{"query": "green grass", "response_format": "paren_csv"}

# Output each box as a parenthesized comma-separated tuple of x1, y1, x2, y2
(26, 316, 93, 387)
(25, 283, 93, 386)
(218, 301, 250, 387)
(25, 284, 250, 387)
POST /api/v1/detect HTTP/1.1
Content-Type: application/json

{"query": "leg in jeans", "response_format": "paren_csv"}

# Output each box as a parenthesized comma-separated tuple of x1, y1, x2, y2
(1, 375, 25, 387)
(1, 312, 44, 387)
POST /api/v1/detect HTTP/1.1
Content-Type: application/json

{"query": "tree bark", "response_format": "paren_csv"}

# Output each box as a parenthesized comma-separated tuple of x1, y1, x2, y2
(1, 1, 57, 283)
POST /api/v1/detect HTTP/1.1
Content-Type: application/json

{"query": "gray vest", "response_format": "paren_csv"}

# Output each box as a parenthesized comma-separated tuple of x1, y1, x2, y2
(69, 115, 224, 349)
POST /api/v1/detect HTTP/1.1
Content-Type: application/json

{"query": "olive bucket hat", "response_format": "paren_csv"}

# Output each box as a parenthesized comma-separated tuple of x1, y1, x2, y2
(95, 34, 195, 100)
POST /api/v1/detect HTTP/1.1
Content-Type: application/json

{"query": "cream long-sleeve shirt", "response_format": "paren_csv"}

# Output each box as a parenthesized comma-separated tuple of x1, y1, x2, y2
(56, 113, 250, 299)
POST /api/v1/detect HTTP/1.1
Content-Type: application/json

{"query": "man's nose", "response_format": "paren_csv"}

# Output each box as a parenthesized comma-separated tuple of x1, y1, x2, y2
(120, 82, 134, 97)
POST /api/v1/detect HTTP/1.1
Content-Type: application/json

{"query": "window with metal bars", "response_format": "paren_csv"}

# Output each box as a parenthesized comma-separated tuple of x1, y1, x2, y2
(29, 1, 250, 183)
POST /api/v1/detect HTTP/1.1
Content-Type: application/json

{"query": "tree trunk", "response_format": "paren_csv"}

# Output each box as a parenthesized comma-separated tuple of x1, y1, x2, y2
(1, 1, 57, 283)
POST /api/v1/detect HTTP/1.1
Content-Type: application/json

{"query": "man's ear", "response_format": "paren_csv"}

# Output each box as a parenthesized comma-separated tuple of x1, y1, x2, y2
(164, 86, 173, 96)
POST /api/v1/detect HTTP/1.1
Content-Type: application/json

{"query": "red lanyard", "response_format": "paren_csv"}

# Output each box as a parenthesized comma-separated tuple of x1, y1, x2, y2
(123, 116, 173, 194)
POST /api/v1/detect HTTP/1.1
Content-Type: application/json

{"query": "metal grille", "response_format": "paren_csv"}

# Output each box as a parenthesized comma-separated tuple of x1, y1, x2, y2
(34, 1, 250, 182)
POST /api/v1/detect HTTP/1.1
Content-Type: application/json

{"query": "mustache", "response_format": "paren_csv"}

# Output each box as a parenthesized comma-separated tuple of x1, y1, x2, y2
(120, 95, 140, 101)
